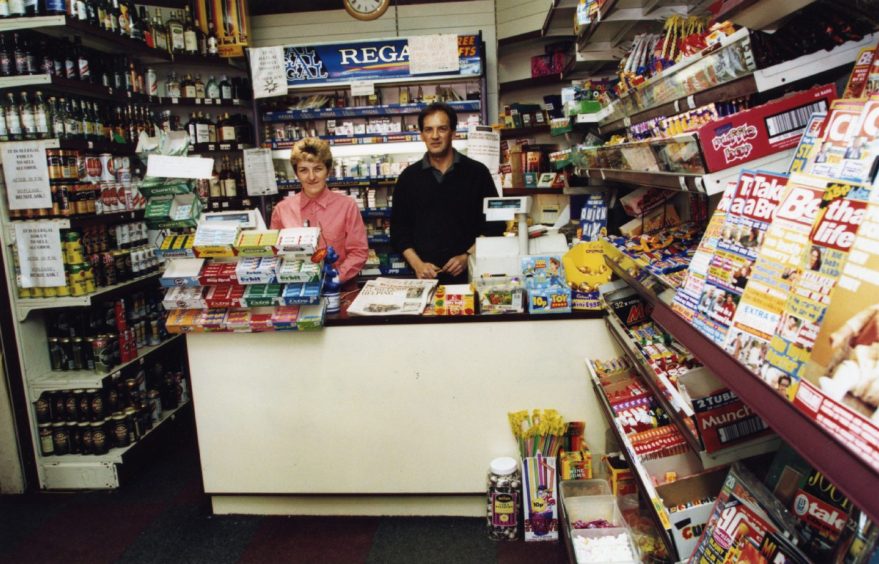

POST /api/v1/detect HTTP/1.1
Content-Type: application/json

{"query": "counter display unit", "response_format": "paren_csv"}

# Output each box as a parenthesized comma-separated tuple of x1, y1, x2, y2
(184, 308, 612, 516)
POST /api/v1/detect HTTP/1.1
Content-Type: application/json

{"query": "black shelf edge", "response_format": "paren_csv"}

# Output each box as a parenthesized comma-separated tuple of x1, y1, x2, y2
(7, 74, 153, 105)
(499, 74, 566, 95)
(165, 53, 246, 70)
(499, 124, 551, 139)
(33, 17, 172, 63)
(610, 256, 879, 524)
(158, 96, 250, 108)
(58, 138, 137, 154)
(502, 188, 566, 196)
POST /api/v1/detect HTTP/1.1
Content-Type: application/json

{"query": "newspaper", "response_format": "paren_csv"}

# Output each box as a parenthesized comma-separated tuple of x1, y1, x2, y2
(347, 277, 439, 316)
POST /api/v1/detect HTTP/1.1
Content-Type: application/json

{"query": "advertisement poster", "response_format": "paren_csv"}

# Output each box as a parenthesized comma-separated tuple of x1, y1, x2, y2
(194, 0, 250, 58)
(248, 46, 287, 99)
(284, 34, 482, 86)
(795, 192, 879, 471)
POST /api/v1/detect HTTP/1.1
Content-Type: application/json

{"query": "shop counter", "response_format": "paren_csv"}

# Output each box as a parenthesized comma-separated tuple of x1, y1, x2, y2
(185, 309, 616, 516)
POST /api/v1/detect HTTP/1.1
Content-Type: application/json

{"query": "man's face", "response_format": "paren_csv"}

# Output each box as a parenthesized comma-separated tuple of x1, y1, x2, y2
(421, 111, 453, 158)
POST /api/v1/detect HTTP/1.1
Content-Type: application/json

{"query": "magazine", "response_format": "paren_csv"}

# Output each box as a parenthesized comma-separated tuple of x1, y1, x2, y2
(347, 277, 439, 316)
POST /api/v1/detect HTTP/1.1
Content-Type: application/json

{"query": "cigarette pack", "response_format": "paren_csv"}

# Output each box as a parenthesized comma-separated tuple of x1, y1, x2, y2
(522, 455, 558, 542)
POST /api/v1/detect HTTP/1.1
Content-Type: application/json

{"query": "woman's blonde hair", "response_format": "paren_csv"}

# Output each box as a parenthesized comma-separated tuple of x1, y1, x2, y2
(291, 137, 333, 170)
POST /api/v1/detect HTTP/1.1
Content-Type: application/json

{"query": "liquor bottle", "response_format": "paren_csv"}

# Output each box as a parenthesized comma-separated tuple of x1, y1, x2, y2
(183, 4, 197, 55)
(0, 35, 11, 77)
(197, 15, 207, 57)
(181, 73, 195, 98)
(64, 40, 76, 80)
(205, 75, 219, 99)
(126, 105, 136, 142)
(117, 0, 130, 37)
(75, 37, 90, 81)
(153, 9, 167, 53)
(107, 0, 118, 34)
(206, 20, 218, 57)
(8, 0, 23, 17)
(92, 102, 103, 140)
(0, 0, 9, 19)
(44, 0, 65, 15)
(128, 60, 138, 93)
(5, 92, 21, 141)
(113, 105, 125, 142)
(67, 98, 82, 139)
(80, 97, 93, 140)
(167, 9, 184, 54)
(220, 156, 236, 197)
(85, 0, 98, 26)
(399, 86, 410, 105)
(51, 96, 65, 140)
(38, 39, 52, 76)
(96, 0, 106, 29)
(219, 112, 236, 143)
(52, 46, 63, 79)
(23, 0, 36, 16)
(13, 33, 27, 76)
(185, 111, 196, 142)
(141, 6, 153, 48)
(166, 72, 180, 98)
(205, 112, 217, 143)
(237, 157, 246, 193)
(194, 112, 209, 144)
(219, 74, 231, 100)
(19, 91, 36, 140)
(194, 73, 205, 99)
(33, 90, 49, 139)
(145, 67, 157, 97)
(0, 103, 8, 141)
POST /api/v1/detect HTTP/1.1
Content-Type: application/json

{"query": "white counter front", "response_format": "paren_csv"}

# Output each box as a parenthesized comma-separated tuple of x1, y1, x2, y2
(185, 316, 615, 515)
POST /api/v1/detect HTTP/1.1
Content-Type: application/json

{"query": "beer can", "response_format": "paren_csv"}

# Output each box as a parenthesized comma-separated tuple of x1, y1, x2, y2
(92, 335, 110, 374)
(99, 153, 115, 182)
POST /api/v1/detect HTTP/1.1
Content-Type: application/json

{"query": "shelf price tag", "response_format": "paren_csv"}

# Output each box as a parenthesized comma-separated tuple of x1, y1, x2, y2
(249, 46, 287, 99)
(13, 221, 66, 288)
(678, 176, 688, 191)
(195, 98, 202, 105)
(171, 97, 179, 104)
(686, 95, 696, 109)
(623, 116, 632, 127)
(1, 140, 52, 210)
(350, 81, 375, 97)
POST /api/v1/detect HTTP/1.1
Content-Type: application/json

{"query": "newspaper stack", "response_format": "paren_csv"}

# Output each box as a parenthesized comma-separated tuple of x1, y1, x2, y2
(347, 278, 439, 316)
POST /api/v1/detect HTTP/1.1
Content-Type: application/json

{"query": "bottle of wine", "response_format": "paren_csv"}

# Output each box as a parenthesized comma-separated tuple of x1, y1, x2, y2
(141, 6, 153, 48)
(19, 91, 36, 140)
(205, 75, 219, 99)
(219, 74, 232, 100)
(206, 20, 218, 57)
(181, 72, 196, 98)
(194, 73, 205, 99)
(167, 9, 184, 54)
(33, 90, 49, 139)
(0, 35, 12, 77)
(220, 156, 236, 197)
(75, 37, 90, 82)
(183, 4, 198, 55)
(5, 92, 21, 141)
(153, 9, 167, 53)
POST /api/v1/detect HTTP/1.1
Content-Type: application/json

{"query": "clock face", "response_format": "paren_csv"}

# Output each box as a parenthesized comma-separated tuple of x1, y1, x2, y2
(343, 0, 391, 21)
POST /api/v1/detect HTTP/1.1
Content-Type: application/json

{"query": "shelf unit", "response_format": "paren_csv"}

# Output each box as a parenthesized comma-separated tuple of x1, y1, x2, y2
(267, 132, 468, 150)
(0, 74, 152, 105)
(710, 0, 817, 30)
(262, 100, 481, 122)
(29, 334, 184, 393)
(605, 256, 879, 524)
(499, 124, 551, 139)
(158, 96, 249, 108)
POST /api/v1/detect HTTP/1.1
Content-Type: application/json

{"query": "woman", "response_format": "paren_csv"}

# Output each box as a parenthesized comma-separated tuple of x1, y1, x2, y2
(809, 247, 822, 271)
(270, 138, 368, 283)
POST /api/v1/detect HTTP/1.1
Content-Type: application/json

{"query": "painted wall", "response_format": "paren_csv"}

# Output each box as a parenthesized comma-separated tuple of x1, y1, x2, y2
(250, 0, 499, 122)
(0, 352, 24, 493)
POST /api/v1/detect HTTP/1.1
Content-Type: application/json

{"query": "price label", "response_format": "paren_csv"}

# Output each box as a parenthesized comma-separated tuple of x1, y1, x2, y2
(673, 100, 680, 113)
(623, 116, 632, 127)
(678, 176, 688, 191)
(686, 95, 695, 109)
(195, 98, 202, 105)
(220, 144, 231, 151)
(87, 141, 94, 149)
(171, 97, 179, 104)
(204, 99, 213, 105)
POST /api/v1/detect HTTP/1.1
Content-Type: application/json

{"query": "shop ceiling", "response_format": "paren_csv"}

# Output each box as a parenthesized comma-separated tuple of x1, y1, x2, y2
(250, 0, 475, 16)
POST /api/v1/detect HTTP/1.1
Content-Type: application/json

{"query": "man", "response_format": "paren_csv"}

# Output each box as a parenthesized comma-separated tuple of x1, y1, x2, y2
(390, 102, 504, 283)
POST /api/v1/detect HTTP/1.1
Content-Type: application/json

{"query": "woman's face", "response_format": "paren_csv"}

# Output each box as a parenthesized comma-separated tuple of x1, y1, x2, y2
(810, 248, 820, 268)
(295, 159, 329, 198)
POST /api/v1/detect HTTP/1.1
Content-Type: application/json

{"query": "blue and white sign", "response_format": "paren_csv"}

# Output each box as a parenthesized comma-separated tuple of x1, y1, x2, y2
(284, 34, 482, 87)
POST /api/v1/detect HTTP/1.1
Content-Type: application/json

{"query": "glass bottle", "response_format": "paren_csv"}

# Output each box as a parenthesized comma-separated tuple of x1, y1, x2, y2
(206, 112, 216, 143)
(66, 98, 81, 139)
(166, 72, 180, 98)
(92, 102, 103, 140)
(167, 9, 184, 54)
(141, 6, 153, 48)
(0, 35, 12, 77)
(194, 111, 209, 144)
(107, 0, 119, 34)
(38, 39, 52, 76)
(51, 96, 66, 140)
(8, 0, 23, 17)
(117, 0, 129, 37)
(13, 33, 27, 76)
(220, 156, 236, 197)
(219, 74, 231, 100)
(205, 75, 219, 99)
(75, 37, 89, 82)
(153, 9, 167, 53)
(5, 92, 21, 141)
(33, 90, 49, 139)
(185, 111, 196, 142)
(486, 457, 520, 541)
(19, 91, 36, 140)
(181, 73, 195, 98)
(194, 73, 205, 99)
(0, 0, 9, 19)
(206, 20, 218, 57)
(219, 112, 236, 143)
(183, 5, 197, 55)
(0, 103, 8, 141)
(80, 97, 93, 140)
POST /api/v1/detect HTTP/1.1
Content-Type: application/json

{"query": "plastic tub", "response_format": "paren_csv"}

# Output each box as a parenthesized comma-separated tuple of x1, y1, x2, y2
(560, 479, 611, 499)
(564, 494, 625, 528)
(571, 527, 639, 563)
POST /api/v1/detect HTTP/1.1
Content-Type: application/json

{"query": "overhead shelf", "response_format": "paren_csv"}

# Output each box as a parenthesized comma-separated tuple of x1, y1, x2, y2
(576, 0, 692, 52)
(263, 100, 481, 122)
(608, 255, 879, 525)
(15, 272, 161, 322)
(269, 132, 467, 150)
(159, 96, 250, 108)
(29, 335, 184, 392)
(710, 0, 817, 30)
(499, 124, 550, 139)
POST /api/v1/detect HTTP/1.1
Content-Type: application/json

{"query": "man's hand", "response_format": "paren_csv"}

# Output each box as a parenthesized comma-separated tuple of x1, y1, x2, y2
(414, 261, 440, 279)
(442, 253, 469, 277)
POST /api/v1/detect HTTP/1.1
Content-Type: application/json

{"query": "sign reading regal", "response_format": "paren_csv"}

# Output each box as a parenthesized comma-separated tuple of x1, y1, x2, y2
(284, 34, 482, 86)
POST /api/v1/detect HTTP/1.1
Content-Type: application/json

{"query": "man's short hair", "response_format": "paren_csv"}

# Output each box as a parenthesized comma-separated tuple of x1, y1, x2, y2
(417, 102, 458, 132)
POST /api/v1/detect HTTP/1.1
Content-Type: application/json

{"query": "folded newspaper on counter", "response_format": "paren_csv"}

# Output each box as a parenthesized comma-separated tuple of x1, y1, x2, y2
(347, 277, 439, 316)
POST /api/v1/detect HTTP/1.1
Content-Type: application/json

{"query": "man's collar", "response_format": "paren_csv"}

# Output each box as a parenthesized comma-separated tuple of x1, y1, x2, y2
(421, 149, 460, 170)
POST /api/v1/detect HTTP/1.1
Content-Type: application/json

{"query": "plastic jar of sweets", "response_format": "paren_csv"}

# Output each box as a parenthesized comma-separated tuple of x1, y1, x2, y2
(486, 457, 521, 541)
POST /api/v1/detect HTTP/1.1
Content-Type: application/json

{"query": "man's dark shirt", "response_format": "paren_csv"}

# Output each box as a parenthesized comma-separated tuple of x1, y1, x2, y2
(390, 150, 504, 277)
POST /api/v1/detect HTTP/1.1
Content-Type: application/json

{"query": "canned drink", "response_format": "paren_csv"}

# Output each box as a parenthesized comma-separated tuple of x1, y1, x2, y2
(79, 421, 92, 454)
(92, 336, 110, 374)
(68, 421, 81, 454)
(77, 389, 90, 421)
(42, 285, 58, 298)
(46, 149, 64, 179)
(64, 391, 79, 421)
(34, 393, 52, 423)
(62, 151, 78, 179)
(102, 252, 117, 286)
(84, 154, 101, 180)
(91, 420, 108, 454)
(88, 388, 104, 421)
(99, 153, 115, 182)
(38, 423, 54, 456)
(31, 287, 45, 298)
(59, 337, 72, 370)
(51, 422, 69, 455)
(56, 183, 71, 216)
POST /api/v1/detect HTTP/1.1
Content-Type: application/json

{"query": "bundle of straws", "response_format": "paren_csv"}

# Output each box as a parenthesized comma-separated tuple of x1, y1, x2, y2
(508, 409, 568, 458)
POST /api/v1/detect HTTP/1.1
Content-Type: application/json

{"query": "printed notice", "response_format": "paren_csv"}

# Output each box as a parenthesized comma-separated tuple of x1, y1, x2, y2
(249, 46, 287, 99)
(407, 34, 459, 75)
(1, 141, 51, 210)
(146, 155, 215, 179)
(350, 81, 375, 97)
(467, 126, 500, 195)
(243, 148, 279, 196)
(14, 222, 65, 288)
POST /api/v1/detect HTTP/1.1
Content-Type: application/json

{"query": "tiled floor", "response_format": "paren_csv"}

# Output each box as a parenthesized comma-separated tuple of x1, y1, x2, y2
(1, 414, 568, 564)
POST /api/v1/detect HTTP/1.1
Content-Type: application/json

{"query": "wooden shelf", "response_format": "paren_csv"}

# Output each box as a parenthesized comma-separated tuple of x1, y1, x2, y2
(608, 256, 879, 525)
(499, 124, 551, 139)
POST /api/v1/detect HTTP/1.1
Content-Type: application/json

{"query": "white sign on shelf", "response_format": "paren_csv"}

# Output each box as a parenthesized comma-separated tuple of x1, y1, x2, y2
(350, 81, 375, 97)
(243, 148, 279, 196)
(14, 221, 65, 288)
(146, 155, 215, 179)
(467, 126, 501, 196)
(407, 34, 459, 75)
(249, 46, 288, 99)
(1, 141, 52, 210)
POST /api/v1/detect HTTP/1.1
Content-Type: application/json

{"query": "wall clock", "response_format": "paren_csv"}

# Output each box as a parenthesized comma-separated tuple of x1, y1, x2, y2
(343, 0, 391, 21)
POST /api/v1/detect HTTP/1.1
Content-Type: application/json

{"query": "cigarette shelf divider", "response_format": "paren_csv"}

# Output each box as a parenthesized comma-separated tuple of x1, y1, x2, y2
(585, 357, 679, 562)
(605, 255, 879, 524)
(29, 334, 185, 393)
(15, 272, 161, 322)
